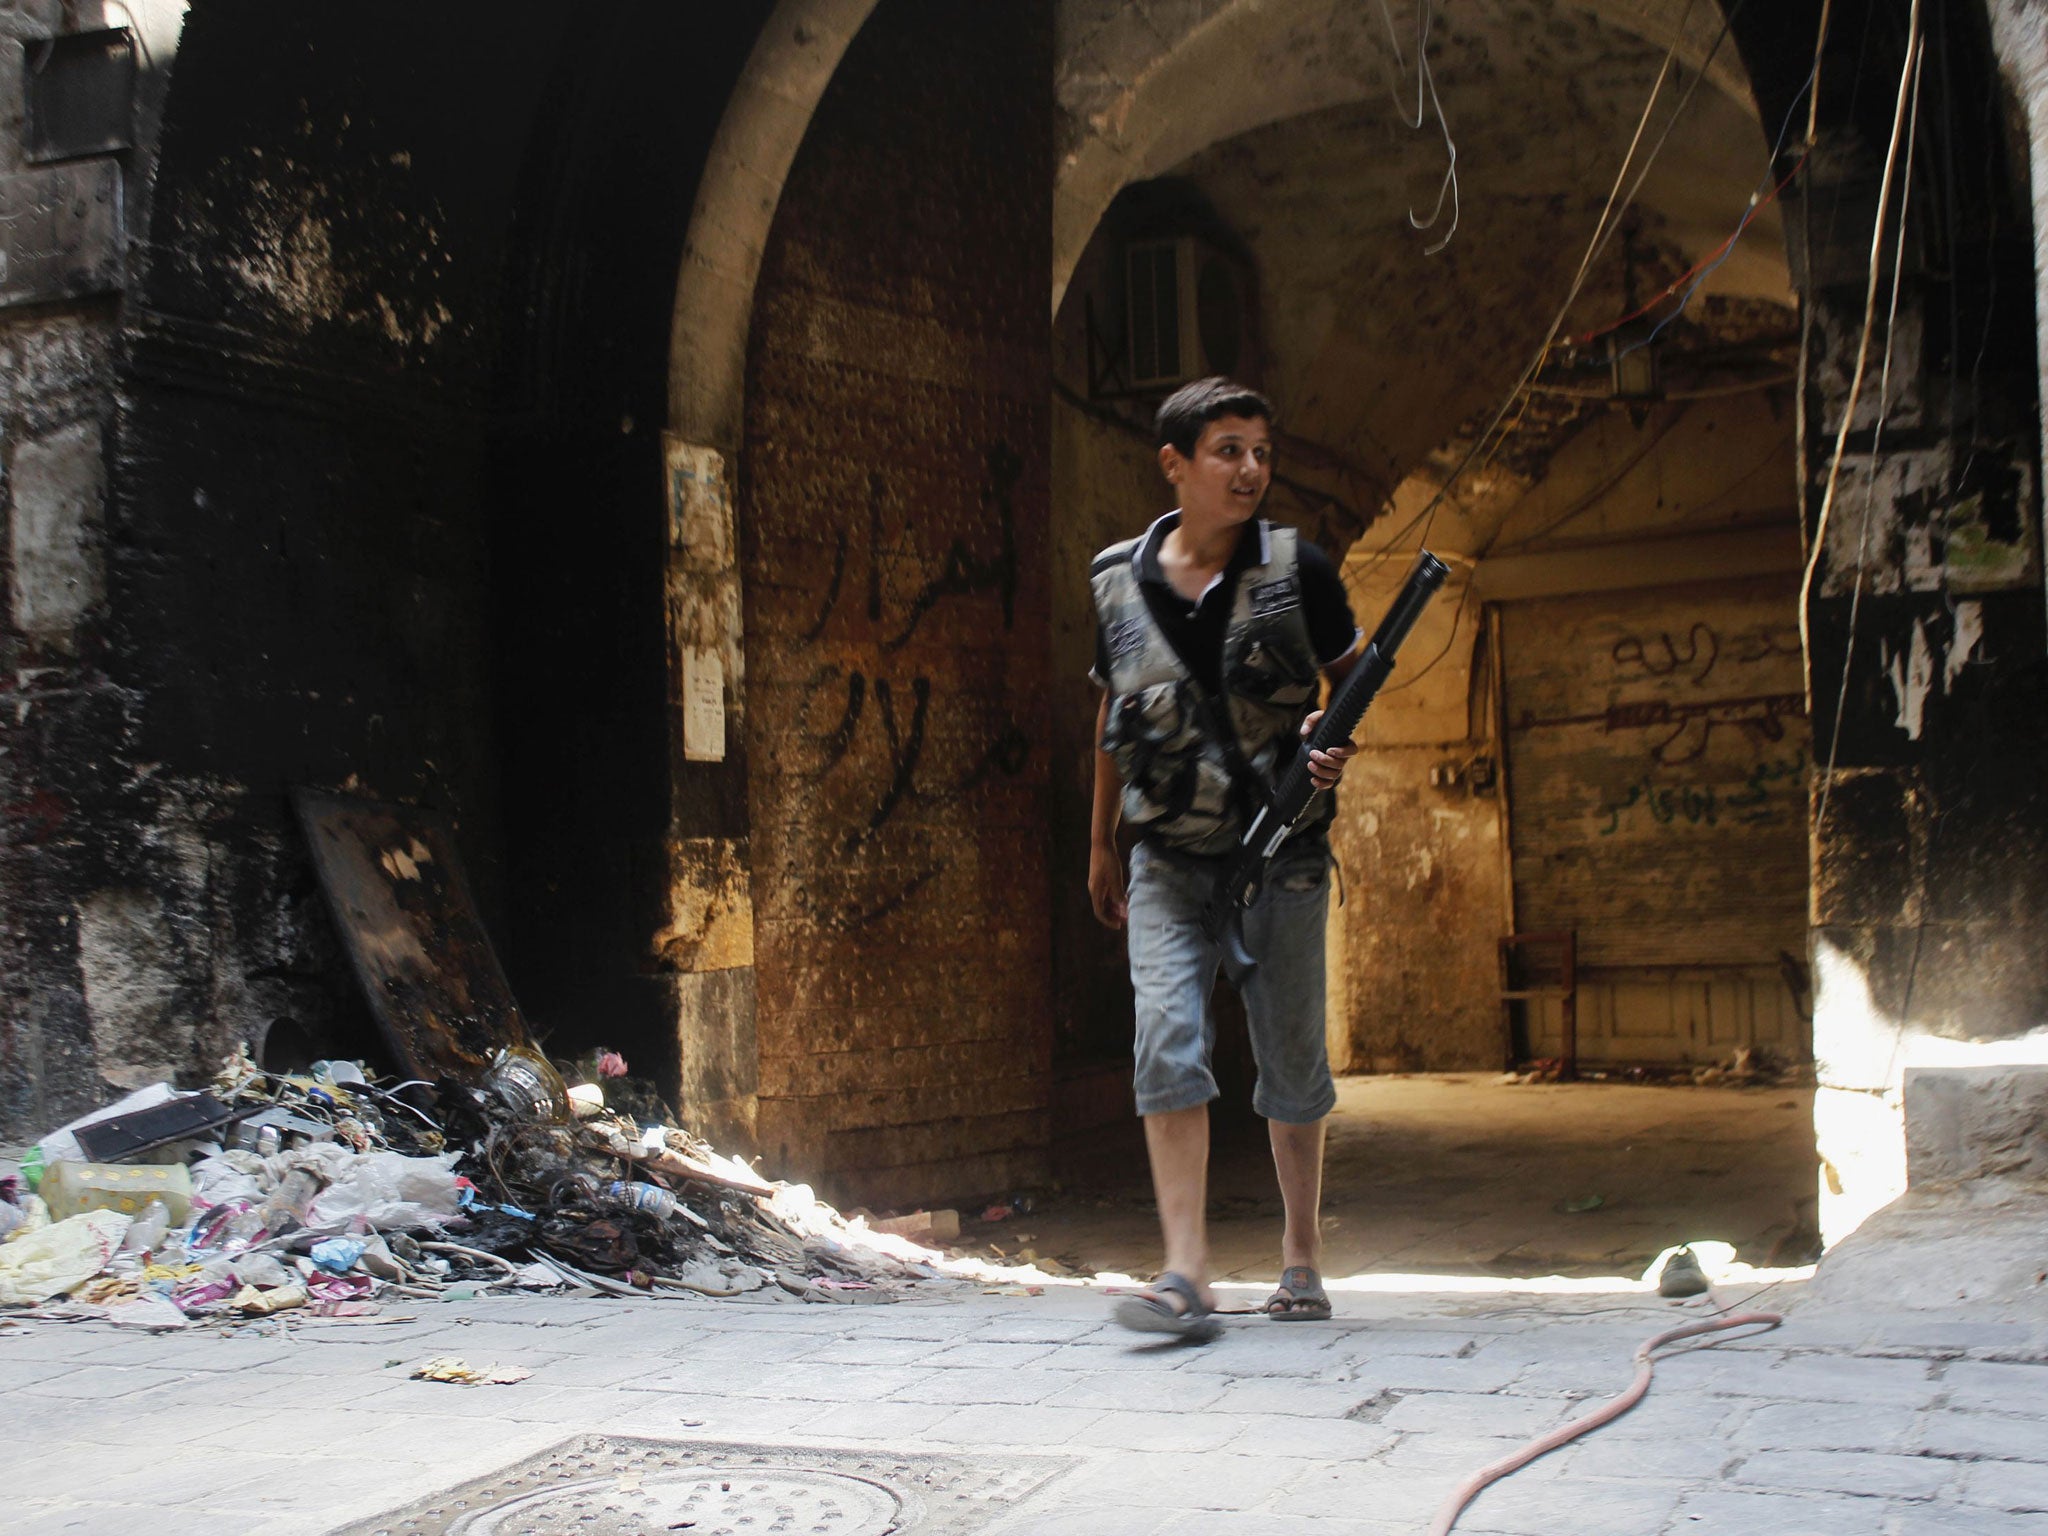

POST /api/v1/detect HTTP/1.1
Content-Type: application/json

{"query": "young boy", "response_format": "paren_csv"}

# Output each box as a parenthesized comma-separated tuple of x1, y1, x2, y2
(1088, 377, 1361, 1338)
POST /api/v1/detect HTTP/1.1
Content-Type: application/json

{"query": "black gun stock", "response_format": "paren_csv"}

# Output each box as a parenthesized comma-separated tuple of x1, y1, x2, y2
(1201, 549, 1452, 970)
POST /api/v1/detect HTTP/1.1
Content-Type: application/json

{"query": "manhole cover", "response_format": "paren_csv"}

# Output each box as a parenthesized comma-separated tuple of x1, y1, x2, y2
(461, 1464, 898, 1535)
(327, 1436, 1074, 1536)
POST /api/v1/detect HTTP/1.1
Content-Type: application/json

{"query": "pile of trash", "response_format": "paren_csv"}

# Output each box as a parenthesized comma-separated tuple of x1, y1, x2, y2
(0, 1043, 965, 1330)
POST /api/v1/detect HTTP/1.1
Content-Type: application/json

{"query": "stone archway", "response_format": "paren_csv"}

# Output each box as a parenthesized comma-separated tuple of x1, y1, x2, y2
(659, 0, 879, 1144)
(1052, 0, 1752, 315)
(667, 0, 881, 455)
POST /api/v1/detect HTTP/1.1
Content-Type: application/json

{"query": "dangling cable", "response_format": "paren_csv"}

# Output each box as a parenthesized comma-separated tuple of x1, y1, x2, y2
(1375, 0, 1461, 255)
(1815, 33, 1924, 840)
(1799, 0, 1925, 711)
(1601, 65, 1816, 362)
(1411, 29, 1461, 255)
(1376, 0, 1426, 127)
(1357, 0, 1724, 568)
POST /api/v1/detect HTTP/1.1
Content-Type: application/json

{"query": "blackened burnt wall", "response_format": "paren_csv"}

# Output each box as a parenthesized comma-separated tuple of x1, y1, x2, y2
(743, 0, 1057, 1207)
(1739, 0, 2048, 1058)
(2, 0, 767, 1136)
(486, 5, 770, 1096)
(106, 2, 566, 1097)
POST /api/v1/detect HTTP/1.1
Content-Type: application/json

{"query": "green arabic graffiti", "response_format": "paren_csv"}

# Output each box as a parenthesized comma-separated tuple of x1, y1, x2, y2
(1596, 753, 1806, 836)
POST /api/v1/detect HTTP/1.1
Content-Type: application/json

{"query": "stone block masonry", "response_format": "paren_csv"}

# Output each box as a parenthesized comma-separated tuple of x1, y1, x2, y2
(742, 0, 1057, 1206)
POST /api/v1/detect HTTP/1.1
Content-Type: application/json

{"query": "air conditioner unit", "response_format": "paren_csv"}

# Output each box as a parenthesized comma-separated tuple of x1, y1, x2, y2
(1124, 237, 1251, 390)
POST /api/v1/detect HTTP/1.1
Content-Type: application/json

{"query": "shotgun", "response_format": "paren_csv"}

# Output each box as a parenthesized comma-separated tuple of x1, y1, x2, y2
(1202, 549, 1452, 971)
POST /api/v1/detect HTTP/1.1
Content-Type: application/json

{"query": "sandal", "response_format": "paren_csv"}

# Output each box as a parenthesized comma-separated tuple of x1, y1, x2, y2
(1264, 1265, 1332, 1321)
(1114, 1271, 1222, 1342)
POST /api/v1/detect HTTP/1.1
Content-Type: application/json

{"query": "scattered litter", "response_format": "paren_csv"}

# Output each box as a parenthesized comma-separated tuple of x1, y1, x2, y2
(232, 1282, 308, 1315)
(1502, 1048, 1814, 1088)
(870, 1208, 960, 1244)
(1558, 1194, 1605, 1214)
(409, 1356, 532, 1386)
(0, 1211, 132, 1306)
(4, 1012, 1070, 1330)
(103, 1293, 190, 1330)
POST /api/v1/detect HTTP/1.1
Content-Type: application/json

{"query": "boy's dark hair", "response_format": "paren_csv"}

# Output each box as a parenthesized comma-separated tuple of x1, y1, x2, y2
(1154, 377, 1274, 456)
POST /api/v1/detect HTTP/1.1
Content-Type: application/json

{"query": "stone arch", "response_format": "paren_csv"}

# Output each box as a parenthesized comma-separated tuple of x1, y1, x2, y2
(655, 0, 879, 1147)
(667, 0, 880, 454)
(1052, 0, 1755, 314)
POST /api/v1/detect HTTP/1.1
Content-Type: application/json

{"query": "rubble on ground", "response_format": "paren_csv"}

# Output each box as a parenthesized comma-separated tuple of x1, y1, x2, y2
(1498, 1046, 1815, 1088)
(0, 1043, 1057, 1331)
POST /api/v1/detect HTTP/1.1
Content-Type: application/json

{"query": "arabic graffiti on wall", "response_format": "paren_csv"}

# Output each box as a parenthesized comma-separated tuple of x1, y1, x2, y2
(1610, 620, 1802, 687)
(769, 442, 1037, 932)
(1597, 752, 1806, 836)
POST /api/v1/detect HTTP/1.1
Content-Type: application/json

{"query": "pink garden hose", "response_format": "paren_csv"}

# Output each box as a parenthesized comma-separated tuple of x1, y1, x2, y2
(1428, 1309, 1785, 1535)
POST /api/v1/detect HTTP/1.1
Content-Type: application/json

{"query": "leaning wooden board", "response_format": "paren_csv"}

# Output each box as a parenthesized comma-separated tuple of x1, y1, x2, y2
(295, 789, 532, 1082)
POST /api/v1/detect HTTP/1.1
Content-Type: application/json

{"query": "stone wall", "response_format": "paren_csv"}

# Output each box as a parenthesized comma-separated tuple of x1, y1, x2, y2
(2, 1, 184, 1133)
(1749, 0, 2048, 1240)
(0, 0, 772, 1137)
(741, 0, 1057, 1206)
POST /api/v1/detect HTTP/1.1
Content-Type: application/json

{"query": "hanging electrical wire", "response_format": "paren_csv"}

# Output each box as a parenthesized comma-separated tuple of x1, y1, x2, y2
(1815, 27, 1925, 842)
(1589, 64, 1816, 358)
(1799, 0, 1925, 712)
(1352, 0, 1733, 581)
(1375, 0, 1460, 255)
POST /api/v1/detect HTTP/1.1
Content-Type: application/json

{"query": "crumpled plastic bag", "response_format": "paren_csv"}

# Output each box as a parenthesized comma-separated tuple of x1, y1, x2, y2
(0, 1209, 132, 1305)
(5, 1193, 52, 1242)
(229, 1251, 295, 1288)
(310, 1236, 368, 1273)
(105, 1293, 190, 1330)
(301, 1145, 461, 1234)
(189, 1145, 460, 1237)
(189, 1152, 267, 1210)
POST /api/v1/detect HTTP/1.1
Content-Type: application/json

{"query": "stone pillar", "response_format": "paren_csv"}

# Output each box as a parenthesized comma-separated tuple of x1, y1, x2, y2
(1, 7, 142, 1135)
(1796, 4, 2048, 1243)
(659, 438, 759, 1148)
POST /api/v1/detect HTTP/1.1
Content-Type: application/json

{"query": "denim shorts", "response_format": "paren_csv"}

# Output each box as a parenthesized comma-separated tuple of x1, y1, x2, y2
(1125, 836, 1337, 1124)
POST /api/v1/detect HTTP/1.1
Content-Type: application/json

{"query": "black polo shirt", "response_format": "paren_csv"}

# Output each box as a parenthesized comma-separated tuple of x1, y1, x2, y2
(1094, 514, 1359, 693)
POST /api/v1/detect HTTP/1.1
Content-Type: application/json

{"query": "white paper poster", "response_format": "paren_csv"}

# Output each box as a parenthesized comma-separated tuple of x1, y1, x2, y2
(683, 647, 726, 763)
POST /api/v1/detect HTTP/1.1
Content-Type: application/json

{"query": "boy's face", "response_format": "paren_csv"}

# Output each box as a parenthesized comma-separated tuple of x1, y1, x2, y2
(1161, 414, 1272, 525)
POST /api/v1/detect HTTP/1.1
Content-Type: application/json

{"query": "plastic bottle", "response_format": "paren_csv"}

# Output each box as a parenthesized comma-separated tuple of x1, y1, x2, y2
(118, 1199, 172, 1257)
(39, 1161, 193, 1223)
(257, 1167, 323, 1237)
(484, 1046, 570, 1122)
(606, 1180, 679, 1220)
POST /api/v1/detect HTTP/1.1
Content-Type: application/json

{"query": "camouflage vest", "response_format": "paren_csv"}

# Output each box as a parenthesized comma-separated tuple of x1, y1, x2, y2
(1092, 518, 1330, 857)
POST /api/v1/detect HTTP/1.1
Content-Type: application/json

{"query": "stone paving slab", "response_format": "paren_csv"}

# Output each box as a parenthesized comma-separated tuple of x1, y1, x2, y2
(6, 1267, 2048, 1535)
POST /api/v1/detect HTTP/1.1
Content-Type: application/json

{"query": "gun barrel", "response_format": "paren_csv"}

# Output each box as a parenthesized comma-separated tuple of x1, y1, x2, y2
(1367, 550, 1452, 658)
(1205, 547, 1453, 948)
